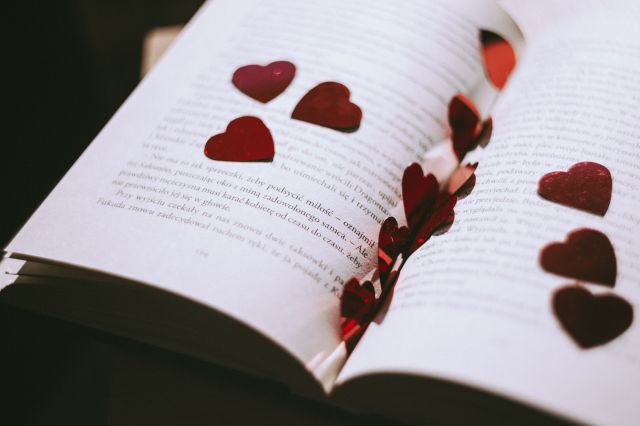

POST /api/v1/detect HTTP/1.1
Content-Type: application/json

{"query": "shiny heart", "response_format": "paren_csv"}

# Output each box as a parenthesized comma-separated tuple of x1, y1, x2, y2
(204, 116, 275, 162)
(553, 284, 633, 349)
(449, 94, 482, 161)
(480, 29, 517, 90)
(402, 163, 439, 230)
(378, 217, 410, 281)
(538, 162, 612, 216)
(409, 195, 457, 253)
(292, 82, 362, 131)
(540, 228, 617, 287)
(232, 61, 296, 103)
(341, 277, 376, 325)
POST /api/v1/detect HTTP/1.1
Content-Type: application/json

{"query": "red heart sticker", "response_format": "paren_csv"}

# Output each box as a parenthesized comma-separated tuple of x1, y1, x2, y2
(232, 61, 296, 103)
(204, 116, 275, 162)
(449, 94, 482, 161)
(538, 162, 612, 216)
(402, 163, 439, 230)
(540, 228, 617, 287)
(292, 82, 362, 131)
(553, 284, 633, 349)
(378, 217, 410, 282)
(480, 30, 516, 90)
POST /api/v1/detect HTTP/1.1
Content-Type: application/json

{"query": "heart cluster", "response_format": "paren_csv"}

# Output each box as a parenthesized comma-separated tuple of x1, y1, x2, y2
(537, 163, 633, 348)
(340, 95, 490, 352)
(338, 28, 516, 353)
(204, 61, 362, 162)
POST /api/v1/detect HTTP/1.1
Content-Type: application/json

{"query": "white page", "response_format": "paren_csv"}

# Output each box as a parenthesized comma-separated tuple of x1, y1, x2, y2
(339, 2, 640, 424)
(6, 0, 519, 385)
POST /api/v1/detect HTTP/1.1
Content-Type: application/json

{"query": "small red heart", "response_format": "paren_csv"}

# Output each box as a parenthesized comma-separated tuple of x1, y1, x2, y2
(480, 30, 517, 90)
(409, 195, 457, 253)
(292, 82, 362, 131)
(232, 61, 296, 103)
(449, 94, 482, 161)
(402, 163, 439, 230)
(553, 284, 633, 349)
(538, 162, 612, 216)
(204, 116, 275, 162)
(378, 217, 410, 282)
(341, 277, 375, 324)
(540, 228, 617, 287)
(432, 210, 455, 237)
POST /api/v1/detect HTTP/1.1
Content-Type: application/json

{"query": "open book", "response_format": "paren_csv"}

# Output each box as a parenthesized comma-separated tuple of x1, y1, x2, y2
(3, 0, 640, 424)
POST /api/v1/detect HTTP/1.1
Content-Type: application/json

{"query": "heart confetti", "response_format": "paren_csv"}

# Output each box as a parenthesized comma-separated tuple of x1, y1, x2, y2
(479, 29, 517, 90)
(232, 61, 296, 103)
(409, 195, 457, 253)
(538, 162, 612, 216)
(553, 284, 633, 349)
(292, 82, 362, 132)
(402, 163, 439, 230)
(340, 277, 375, 322)
(540, 228, 617, 287)
(378, 217, 410, 282)
(449, 94, 482, 161)
(204, 116, 275, 162)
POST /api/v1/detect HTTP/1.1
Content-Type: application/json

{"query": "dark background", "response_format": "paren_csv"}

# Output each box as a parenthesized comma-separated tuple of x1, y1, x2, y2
(3, 0, 204, 247)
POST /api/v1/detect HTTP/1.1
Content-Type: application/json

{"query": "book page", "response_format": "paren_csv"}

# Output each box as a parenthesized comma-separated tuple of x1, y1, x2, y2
(5, 0, 518, 385)
(338, 2, 640, 424)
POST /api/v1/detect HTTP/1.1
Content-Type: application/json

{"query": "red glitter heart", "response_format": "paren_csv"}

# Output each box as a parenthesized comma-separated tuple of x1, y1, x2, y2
(340, 277, 378, 352)
(553, 284, 633, 349)
(540, 228, 617, 287)
(232, 61, 296, 103)
(292, 82, 362, 131)
(538, 162, 612, 216)
(378, 217, 410, 282)
(449, 94, 482, 161)
(409, 195, 457, 253)
(480, 30, 516, 90)
(204, 116, 275, 162)
(402, 163, 439, 230)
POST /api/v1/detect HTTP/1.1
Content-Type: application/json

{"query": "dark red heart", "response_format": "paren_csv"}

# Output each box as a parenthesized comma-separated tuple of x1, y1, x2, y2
(449, 94, 482, 161)
(292, 82, 362, 131)
(204, 116, 275, 162)
(409, 195, 457, 253)
(480, 30, 516, 90)
(340, 277, 375, 324)
(378, 217, 410, 282)
(402, 163, 439, 230)
(540, 228, 617, 287)
(553, 284, 633, 349)
(340, 277, 376, 352)
(538, 162, 612, 216)
(232, 61, 296, 103)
